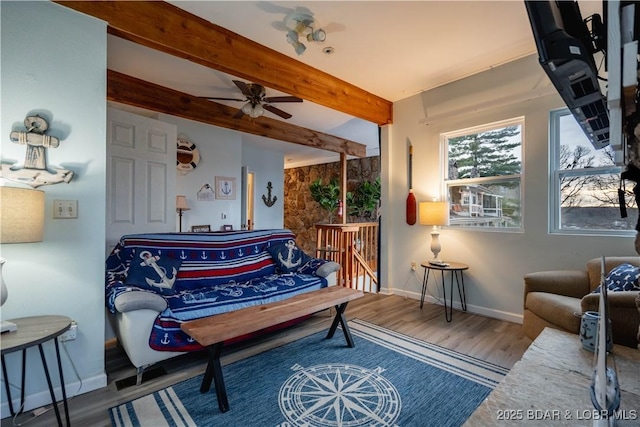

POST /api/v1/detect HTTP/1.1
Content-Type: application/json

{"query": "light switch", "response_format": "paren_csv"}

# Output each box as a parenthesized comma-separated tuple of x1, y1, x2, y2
(53, 200, 78, 219)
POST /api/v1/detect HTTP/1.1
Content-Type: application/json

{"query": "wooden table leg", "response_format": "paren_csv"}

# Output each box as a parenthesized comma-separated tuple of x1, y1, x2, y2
(326, 302, 355, 347)
(200, 342, 229, 413)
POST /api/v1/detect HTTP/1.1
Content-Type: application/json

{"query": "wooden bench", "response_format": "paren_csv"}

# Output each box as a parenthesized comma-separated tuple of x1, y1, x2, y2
(181, 286, 364, 413)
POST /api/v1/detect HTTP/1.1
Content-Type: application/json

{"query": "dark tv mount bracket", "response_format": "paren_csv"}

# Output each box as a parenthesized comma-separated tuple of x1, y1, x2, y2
(583, 13, 607, 56)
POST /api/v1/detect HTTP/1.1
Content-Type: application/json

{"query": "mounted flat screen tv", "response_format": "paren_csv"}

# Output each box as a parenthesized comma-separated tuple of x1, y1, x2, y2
(524, 0, 610, 149)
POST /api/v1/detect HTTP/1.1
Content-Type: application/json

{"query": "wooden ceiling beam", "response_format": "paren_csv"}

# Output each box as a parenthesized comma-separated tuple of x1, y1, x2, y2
(55, 1, 393, 126)
(107, 70, 367, 157)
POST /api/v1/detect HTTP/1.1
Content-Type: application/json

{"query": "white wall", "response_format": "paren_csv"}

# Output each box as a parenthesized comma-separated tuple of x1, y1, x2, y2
(381, 55, 633, 322)
(156, 115, 285, 231)
(1, 1, 107, 415)
(242, 142, 285, 230)
(159, 114, 244, 232)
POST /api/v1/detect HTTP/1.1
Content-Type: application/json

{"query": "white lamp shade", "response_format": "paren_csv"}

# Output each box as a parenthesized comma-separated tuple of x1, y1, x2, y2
(419, 201, 449, 226)
(176, 195, 190, 211)
(0, 186, 45, 243)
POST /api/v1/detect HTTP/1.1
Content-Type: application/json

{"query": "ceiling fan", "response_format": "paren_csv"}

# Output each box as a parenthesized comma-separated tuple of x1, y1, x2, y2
(201, 80, 302, 119)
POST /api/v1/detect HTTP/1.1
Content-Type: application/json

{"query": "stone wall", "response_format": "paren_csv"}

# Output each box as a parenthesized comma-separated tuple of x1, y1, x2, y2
(284, 156, 380, 254)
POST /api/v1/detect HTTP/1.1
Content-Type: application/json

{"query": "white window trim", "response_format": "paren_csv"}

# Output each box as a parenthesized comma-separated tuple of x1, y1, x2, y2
(441, 117, 525, 233)
(548, 109, 632, 236)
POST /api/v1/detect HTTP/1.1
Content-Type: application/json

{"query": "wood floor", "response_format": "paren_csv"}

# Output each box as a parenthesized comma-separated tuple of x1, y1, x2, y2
(1, 293, 532, 427)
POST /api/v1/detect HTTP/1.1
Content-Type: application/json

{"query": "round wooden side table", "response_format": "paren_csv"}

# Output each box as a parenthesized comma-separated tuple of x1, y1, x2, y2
(1, 315, 72, 426)
(420, 261, 469, 322)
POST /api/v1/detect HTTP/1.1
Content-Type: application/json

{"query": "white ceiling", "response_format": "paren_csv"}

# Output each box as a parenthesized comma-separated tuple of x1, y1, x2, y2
(106, 1, 602, 168)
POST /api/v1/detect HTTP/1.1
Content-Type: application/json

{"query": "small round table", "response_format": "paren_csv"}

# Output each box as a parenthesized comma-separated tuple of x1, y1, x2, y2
(420, 261, 469, 322)
(1, 315, 72, 426)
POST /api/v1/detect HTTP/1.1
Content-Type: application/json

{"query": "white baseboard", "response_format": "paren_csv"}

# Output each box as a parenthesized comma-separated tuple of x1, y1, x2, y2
(386, 288, 523, 324)
(1, 373, 107, 420)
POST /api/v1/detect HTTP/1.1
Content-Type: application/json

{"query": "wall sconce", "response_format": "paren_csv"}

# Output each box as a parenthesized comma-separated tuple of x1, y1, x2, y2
(0, 186, 45, 332)
(176, 195, 191, 233)
(285, 12, 326, 56)
(419, 201, 449, 264)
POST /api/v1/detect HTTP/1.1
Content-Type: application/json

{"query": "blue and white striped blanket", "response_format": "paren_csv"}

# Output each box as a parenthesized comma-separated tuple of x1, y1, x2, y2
(105, 229, 328, 351)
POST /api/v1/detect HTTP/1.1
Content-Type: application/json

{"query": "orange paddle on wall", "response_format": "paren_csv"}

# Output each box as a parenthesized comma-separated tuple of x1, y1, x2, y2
(406, 145, 416, 225)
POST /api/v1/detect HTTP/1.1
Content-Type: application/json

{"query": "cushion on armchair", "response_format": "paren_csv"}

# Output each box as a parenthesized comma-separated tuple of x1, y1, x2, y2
(592, 263, 640, 293)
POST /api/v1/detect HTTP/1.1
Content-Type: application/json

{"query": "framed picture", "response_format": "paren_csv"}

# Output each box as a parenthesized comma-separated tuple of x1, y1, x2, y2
(222, 224, 233, 231)
(215, 176, 236, 200)
(191, 224, 211, 232)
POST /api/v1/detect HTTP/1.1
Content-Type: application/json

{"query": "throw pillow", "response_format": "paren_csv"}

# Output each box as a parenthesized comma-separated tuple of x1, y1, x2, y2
(126, 250, 182, 295)
(593, 263, 640, 293)
(267, 240, 311, 273)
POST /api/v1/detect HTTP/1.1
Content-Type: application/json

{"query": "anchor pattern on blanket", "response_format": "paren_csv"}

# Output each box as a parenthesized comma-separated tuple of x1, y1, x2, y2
(179, 275, 302, 305)
(278, 240, 302, 270)
(139, 251, 177, 289)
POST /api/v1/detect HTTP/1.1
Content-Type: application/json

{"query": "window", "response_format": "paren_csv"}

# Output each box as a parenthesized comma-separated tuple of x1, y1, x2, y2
(443, 118, 523, 230)
(550, 109, 636, 234)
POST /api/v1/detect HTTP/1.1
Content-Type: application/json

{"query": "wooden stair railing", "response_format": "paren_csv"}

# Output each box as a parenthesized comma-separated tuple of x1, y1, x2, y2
(315, 223, 378, 292)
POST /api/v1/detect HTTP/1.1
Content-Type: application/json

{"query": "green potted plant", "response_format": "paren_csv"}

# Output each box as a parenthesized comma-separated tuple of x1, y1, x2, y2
(309, 178, 342, 223)
(347, 177, 381, 219)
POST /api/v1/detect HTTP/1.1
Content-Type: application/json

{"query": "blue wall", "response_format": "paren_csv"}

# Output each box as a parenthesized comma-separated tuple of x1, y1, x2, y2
(1, 1, 107, 414)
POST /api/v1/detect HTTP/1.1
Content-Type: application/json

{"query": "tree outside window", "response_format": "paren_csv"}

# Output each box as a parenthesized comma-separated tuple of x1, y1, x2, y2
(550, 109, 636, 233)
(443, 118, 523, 230)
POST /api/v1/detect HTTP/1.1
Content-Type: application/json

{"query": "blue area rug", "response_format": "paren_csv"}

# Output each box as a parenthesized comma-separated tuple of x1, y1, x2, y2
(109, 319, 508, 426)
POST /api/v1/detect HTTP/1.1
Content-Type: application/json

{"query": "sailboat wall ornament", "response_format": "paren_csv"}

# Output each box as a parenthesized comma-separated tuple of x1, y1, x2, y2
(589, 256, 621, 427)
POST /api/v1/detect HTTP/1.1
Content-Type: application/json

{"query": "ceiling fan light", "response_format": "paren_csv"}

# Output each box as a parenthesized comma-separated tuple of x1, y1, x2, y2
(241, 102, 253, 115)
(293, 40, 306, 55)
(249, 104, 264, 118)
(286, 29, 303, 45)
(307, 29, 326, 42)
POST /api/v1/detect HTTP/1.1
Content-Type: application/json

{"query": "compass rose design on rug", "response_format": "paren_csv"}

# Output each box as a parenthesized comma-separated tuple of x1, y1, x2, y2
(279, 363, 401, 426)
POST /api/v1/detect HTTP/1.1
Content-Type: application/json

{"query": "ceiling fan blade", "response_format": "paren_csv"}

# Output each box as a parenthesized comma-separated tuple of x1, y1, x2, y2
(263, 104, 292, 119)
(233, 80, 253, 97)
(263, 96, 303, 103)
(198, 96, 246, 102)
(233, 109, 245, 119)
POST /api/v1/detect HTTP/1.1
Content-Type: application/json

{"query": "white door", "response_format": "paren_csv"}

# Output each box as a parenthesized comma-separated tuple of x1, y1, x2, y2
(106, 107, 177, 253)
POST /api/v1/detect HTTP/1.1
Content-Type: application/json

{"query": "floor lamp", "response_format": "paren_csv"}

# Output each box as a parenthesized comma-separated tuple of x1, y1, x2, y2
(0, 186, 45, 333)
(176, 195, 190, 232)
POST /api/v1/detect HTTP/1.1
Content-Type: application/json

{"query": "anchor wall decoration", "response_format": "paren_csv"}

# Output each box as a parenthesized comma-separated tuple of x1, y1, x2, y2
(1, 114, 74, 188)
(262, 181, 277, 207)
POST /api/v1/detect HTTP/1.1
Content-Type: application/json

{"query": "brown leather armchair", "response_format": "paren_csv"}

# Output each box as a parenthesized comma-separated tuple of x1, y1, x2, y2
(523, 256, 640, 348)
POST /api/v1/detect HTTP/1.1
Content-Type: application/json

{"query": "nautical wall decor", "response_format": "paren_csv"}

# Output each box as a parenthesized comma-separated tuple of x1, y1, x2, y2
(176, 137, 200, 175)
(262, 181, 277, 207)
(196, 183, 215, 201)
(2, 114, 74, 187)
(215, 176, 236, 200)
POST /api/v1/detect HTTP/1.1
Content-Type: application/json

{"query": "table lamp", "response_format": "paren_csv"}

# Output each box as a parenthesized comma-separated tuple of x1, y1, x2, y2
(176, 195, 190, 232)
(0, 186, 45, 333)
(419, 201, 449, 263)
